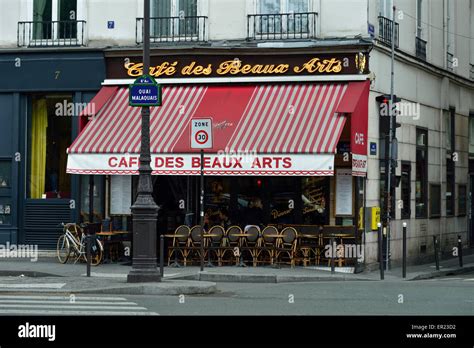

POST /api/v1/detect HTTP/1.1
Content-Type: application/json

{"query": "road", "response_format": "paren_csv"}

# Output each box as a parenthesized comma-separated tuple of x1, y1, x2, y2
(0, 272, 471, 316)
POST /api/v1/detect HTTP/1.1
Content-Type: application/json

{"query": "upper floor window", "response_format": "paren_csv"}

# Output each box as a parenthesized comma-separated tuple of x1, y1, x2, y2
(259, 0, 309, 14)
(33, 0, 77, 40)
(379, 0, 393, 19)
(151, 0, 199, 37)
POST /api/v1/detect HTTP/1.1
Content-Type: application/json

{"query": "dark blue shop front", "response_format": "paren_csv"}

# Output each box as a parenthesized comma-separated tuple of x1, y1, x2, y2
(0, 50, 105, 248)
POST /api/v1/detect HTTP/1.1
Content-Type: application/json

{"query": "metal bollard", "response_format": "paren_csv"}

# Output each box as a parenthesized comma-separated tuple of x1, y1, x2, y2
(330, 235, 335, 274)
(86, 235, 91, 277)
(378, 223, 384, 280)
(433, 235, 439, 271)
(160, 234, 164, 277)
(402, 222, 407, 279)
(457, 235, 463, 267)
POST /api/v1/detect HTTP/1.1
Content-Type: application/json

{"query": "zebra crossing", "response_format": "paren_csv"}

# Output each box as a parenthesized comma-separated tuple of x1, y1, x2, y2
(0, 295, 159, 315)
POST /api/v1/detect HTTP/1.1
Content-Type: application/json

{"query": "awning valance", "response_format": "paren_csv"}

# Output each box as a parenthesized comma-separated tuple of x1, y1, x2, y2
(67, 82, 369, 176)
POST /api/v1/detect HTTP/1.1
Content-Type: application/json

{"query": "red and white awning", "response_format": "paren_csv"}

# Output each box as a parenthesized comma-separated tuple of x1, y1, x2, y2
(67, 82, 369, 176)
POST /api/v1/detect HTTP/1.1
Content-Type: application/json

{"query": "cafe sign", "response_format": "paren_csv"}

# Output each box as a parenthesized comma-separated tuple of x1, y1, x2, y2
(106, 52, 369, 79)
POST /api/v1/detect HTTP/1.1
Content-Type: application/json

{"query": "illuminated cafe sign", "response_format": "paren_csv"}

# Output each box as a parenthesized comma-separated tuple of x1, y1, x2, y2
(106, 52, 369, 79)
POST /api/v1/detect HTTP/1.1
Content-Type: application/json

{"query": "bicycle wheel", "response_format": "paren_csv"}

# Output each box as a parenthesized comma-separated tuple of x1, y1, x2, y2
(90, 239, 103, 266)
(57, 235, 71, 264)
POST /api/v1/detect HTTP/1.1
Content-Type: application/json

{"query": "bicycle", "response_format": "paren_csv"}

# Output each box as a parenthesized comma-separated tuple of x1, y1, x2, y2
(57, 222, 104, 266)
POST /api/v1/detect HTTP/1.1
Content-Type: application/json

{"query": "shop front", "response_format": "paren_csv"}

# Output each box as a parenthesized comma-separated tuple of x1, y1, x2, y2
(0, 50, 105, 247)
(66, 48, 370, 264)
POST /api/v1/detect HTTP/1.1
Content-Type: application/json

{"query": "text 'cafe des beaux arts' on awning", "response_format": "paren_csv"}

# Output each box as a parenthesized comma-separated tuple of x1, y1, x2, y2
(66, 50, 370, 237)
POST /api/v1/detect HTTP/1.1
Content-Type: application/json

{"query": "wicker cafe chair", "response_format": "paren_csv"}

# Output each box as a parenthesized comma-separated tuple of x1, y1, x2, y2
(167, 225, 191, 267)
(275, 227, 298, 267)
(241, 225, 261, 267)
(220, 225, 243, 265)
(258, 226, 279, 265)
(189, 225, 207, 264)
(207, 225, 225, 266)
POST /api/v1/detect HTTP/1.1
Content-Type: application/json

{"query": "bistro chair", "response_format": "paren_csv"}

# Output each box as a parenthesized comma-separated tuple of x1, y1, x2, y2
(207, 225, 225, 266)
(275, 227, 298, 267)
(221, 225, 243, 265)
(189, 225, 206, 264)
(257, 226, 279, 265)
(167, 225, 191, 267)
(241, 225, 261, 267)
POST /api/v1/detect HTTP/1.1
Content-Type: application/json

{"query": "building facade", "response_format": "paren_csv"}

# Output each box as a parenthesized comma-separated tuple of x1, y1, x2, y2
(0, 0, 473, 270)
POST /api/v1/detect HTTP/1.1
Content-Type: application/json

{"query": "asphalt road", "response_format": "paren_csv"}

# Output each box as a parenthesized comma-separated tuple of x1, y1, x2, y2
(127, 272, 474, 315)
(0, 272, 472, 316)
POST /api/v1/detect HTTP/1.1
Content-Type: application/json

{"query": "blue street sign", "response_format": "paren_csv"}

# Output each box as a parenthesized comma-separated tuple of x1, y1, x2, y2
(107, 21, 115, 29)
(368, 23, 375, 38)
(370, 142, 377, 155)
(129, 75, 162, 107)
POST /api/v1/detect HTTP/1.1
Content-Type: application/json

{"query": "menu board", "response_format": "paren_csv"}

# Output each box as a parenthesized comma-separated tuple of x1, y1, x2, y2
(110, 176, 132, 215)
(336, 169, 353, 216)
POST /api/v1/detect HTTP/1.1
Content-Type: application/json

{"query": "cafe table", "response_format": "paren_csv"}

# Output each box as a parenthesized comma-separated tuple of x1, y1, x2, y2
(96, 231, 131, 263)
(227, 233, 254, 267)
(202, 234, 221, 267)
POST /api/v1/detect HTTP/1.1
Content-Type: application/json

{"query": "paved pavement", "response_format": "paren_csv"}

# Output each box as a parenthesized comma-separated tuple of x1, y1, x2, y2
(0, 253, 472, 295)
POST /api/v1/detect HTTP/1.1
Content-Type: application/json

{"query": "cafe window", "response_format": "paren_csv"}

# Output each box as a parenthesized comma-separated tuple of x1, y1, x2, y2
(429, 184, 441, 218)
(415, 128, 428, 218)
(0, 161, 12, 188)
(33, 0, 78, 40)
(151, 0, 199, 37)
(205, 177, 231, 227)
(28, 96, 72, 199)
(269, 177, 297, 225)
(458, 184, 467, 216)
(302, 177, 329, 225)
(400, 162, 411, 219)
(236, 177, 266, 226)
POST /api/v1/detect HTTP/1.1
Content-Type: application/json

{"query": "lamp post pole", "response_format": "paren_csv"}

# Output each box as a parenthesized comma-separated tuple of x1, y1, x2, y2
(127, 0, 161, 283)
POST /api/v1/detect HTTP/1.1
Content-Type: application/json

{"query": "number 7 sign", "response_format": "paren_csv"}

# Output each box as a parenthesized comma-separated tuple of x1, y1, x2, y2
(191, 118, 213, 149)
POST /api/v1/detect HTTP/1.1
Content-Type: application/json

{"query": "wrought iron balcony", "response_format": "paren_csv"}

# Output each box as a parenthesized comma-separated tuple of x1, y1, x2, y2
(136, 16, 207, 44)
(447, 52, 454, 71)
(378, 16, 399, 48)
(247, 12, 318, 40)
(17, 20, 86, 47)
(415, 36, 427, 60)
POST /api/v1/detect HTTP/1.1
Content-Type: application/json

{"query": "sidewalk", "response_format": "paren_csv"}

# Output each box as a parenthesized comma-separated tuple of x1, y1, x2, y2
(0, 254, 472, 295)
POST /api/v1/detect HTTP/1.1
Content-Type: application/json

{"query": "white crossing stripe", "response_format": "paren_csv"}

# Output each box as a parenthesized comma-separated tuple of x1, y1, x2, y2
(0, 283, 66, 288)
(0, 295, 158, 316)
(463, 278, 474, 281)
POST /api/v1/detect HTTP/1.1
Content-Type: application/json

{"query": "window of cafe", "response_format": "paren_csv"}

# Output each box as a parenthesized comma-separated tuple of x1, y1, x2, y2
(28, 96, 72, 199)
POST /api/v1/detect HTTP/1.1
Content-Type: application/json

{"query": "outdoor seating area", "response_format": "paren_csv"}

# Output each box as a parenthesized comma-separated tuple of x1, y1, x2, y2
(166, 224, 360, 268)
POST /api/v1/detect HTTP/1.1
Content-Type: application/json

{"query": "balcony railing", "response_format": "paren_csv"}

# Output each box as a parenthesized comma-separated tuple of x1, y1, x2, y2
(447, 52, 454, 71)
(17, 20, 86, 47)
(415, 36, 427, 60)
(136, 16, 207, 44)
(247, 12, 318, 40)
(378, 16, 399, 48)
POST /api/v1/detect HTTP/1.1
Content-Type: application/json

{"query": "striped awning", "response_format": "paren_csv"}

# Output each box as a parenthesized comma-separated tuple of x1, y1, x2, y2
(67, 82, 368, 176)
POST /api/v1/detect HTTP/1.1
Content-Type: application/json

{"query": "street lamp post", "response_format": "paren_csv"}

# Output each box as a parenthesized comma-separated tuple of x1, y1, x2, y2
(127, 0, 161, 283)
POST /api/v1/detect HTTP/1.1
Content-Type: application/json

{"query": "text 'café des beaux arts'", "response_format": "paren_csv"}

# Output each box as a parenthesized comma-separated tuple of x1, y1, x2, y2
(66, 49, 370, 237)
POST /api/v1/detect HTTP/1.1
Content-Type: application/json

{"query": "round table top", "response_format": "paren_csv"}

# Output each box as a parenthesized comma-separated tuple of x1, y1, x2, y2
(264, 234, 284, 238)
(202, 234, 221, 237)
(298, 234, 320, 239)
(163, 234, 188, 238)
(229, 233, 254, 237)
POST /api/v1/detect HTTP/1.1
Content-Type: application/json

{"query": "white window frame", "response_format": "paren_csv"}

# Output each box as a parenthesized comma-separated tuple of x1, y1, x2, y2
(378, 0, 393, 19)
(24, 0, 84, 46)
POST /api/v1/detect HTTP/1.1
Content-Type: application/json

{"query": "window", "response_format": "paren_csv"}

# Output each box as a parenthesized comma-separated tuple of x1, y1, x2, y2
(416, 0, 422, 38)
(0, 161, 11, 188)
(446, 108, 455, 216)
(458, 185, 467, 216)
(415, 128, 428, 218)
(302, 177, 329, 225)
(379, 0, 393, 18)
(257, 0, 310, 34)
(33, 0, 78, 40)
(151, 0, 198, 37)
(401, 162, 411, 219)
(429, 184, 441, 217)
(28, 96, 72, 199)
(469, 113, 474, 155)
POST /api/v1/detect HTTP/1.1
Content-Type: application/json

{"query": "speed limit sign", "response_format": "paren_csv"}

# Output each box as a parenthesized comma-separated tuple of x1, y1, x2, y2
(191, 118, 213, 149)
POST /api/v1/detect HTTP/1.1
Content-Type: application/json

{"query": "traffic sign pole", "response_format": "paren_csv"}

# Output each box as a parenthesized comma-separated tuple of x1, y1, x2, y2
(200, 149, 205, 272)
